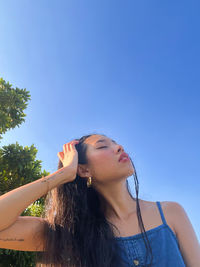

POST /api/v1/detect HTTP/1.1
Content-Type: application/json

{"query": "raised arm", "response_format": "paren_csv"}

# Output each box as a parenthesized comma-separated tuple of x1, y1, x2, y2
(0, 167, 69, 231)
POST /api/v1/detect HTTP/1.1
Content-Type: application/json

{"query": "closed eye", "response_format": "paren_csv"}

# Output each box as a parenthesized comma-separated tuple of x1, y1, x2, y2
(97, 146, 108, 149)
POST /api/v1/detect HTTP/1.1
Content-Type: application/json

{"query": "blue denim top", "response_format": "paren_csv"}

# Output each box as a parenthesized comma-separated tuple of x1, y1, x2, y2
(114, 201, 186, 267)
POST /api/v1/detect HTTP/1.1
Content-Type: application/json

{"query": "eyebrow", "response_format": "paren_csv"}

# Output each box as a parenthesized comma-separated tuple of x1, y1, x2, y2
(95, 139, 116, 145)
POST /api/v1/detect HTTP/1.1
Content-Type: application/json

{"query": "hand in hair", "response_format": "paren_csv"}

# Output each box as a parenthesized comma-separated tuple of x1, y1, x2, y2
(57, 140, 80, 183)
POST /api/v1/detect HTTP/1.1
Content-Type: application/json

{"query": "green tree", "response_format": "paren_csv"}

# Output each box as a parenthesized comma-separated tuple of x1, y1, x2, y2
(0, 77, 31, 141)
(0, 78, 49, 266)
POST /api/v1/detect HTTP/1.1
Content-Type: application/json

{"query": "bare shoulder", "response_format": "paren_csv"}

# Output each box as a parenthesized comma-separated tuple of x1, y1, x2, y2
(160, 200, 186, 230)
(161, 201, 200, 266)
(138, 200, 177, 236)
(161, 200, 196, 234)
(158, 200, 181, 234)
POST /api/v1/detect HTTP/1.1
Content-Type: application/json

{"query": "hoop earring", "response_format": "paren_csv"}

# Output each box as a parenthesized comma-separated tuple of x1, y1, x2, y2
(87, 176, 92, 187)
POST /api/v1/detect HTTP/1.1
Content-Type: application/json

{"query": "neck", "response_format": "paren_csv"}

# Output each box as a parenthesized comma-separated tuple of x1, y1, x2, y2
(97, 180, 138, 221)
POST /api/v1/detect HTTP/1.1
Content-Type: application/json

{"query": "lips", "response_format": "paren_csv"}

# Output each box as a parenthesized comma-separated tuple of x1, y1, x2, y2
(119, 152, 129, 162)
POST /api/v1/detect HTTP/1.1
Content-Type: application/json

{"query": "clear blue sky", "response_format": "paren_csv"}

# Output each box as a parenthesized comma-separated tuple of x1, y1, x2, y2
(0, 1, 199, 241)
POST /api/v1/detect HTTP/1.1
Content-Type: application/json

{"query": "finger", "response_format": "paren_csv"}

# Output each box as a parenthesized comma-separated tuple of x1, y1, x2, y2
(65, 143, 69, 154)
(60, 151, 64, 160)
(71, 141, 79, 150)
(64, 140, 79, 154)
(67, 142, 71, 151)
(70, 142, 75, 151)
(63, 143, 67, 153)
(68, 143, 72, 152)
(68, 140, 78, 151)
(73, 140, 80, 144)
(57, 152, 63, 161)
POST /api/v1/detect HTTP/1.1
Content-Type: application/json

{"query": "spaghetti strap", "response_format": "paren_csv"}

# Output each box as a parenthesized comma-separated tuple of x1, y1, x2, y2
(116, 201, 186, 266)
(156, 201, 167, 225)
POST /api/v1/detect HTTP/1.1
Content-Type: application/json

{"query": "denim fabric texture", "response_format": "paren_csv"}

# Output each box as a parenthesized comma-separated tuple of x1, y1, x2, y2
(115, 201, 186, 267)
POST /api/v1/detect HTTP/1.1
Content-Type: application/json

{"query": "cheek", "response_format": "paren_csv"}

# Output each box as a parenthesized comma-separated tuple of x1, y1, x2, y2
(95, 151, 114, 164)
(92, 152, 118, 173)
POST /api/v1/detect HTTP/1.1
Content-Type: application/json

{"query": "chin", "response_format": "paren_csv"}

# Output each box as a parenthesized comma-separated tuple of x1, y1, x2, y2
(120, 169, 134, 179)
(127, 168, 135, 177)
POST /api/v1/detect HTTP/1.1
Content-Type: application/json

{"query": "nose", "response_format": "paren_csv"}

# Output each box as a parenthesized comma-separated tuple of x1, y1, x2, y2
(116, 144, 124, 153)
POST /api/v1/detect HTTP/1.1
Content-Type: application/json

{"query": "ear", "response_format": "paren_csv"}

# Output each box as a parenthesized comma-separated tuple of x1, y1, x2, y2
(77, 164, 91, 178)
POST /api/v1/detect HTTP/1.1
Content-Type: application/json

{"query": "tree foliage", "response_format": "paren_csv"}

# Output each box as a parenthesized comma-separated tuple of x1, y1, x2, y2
(0, 78, 49, 266)
(0, 77, 31, 141)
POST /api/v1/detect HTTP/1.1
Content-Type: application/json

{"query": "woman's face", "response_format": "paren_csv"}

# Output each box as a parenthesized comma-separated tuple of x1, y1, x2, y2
(79, 135, 134, 185)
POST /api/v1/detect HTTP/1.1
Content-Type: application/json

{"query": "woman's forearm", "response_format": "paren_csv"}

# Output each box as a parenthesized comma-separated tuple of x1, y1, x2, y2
(0, 167, 72, 231)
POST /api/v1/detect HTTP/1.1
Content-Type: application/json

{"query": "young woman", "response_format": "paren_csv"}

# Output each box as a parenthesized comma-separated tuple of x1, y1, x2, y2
(0, 133, 199, 267)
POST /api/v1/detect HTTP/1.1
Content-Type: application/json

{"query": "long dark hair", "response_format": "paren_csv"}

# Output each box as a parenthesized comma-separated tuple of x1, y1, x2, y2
(36, 133, 153, 267)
